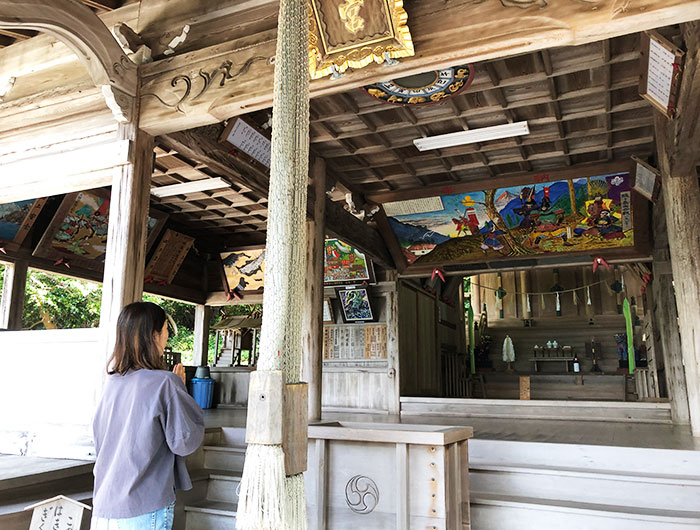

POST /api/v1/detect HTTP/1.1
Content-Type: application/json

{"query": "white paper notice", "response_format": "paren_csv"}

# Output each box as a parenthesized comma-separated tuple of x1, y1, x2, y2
(383, 196, 444, 216)
(225, 119, 271, 168)
(646, 38, 676, 109)
(635, 163, 657, 201)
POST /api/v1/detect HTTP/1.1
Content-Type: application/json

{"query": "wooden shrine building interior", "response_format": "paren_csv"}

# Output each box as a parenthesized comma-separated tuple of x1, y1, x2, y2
(1, 1, 700, 529)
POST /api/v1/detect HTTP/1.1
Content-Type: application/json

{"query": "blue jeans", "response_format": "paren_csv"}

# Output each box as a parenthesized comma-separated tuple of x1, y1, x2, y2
(90, 502, 174, 530)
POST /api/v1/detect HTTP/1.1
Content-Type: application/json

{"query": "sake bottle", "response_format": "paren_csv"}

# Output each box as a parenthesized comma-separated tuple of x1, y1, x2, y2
(573, 353, 580, 373)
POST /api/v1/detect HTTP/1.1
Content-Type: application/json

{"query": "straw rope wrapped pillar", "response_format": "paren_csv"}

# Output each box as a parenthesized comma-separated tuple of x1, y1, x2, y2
(236, 0, 310, 528)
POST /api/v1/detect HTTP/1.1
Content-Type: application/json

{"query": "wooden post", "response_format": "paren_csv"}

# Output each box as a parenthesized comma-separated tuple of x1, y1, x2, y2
(654, 22, 700, 435)
(0, 259, 28, 330)
(386, 271, 401, 415)
(194, 304, 211, 366)
(301, 158, 326, 422)
(651, 195, 690, 424)
(100, 121, 155, 353)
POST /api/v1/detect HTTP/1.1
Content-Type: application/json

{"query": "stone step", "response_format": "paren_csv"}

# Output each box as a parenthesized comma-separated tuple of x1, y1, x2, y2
(202, 445, 246, 472)
(184, 500, 236, 530)
(470, 493, 700, 530)
(470, 464, 700, 512)
(205, 470, 241, 504)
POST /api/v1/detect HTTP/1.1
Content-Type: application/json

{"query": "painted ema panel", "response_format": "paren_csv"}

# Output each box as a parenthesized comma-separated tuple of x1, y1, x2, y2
(387, 172, 635, 265)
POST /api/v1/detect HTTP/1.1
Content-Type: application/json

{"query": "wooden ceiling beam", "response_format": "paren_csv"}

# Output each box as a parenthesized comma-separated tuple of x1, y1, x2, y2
(310, 76, 641, 144)
(139, 0, 700, 134)
(316, 116, 652, 160)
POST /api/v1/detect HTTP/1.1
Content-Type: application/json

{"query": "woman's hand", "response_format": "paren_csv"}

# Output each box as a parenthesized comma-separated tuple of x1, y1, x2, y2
(173, 363, 186, 386)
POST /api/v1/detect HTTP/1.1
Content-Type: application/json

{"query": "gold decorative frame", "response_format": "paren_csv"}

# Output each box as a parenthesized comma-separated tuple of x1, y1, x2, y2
(308, 0, 414, 79)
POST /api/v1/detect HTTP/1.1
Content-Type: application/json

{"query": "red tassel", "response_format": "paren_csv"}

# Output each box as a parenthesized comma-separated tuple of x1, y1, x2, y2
(592, 257, 610, 272)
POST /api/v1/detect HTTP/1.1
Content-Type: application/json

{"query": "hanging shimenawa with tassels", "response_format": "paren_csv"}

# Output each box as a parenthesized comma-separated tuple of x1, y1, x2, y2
(236, 0, 310, 528)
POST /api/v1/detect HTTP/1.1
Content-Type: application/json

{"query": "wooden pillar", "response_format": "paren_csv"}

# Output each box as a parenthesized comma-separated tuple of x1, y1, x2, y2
(301, 158, 326, 422)
(0, 259, 28, 330)
(194, 304, 212, 366)
(654, 22, 700, 435)
(386, 272, 401, 416)
(100, 122, 155, 348)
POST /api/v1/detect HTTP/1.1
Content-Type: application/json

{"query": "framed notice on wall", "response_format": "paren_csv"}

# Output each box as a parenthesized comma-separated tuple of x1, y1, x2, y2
(322, 324, 387, 360)
(639, 30, 684, 119)
(631, 156, 661, 202)
(219, 117, 271, 168)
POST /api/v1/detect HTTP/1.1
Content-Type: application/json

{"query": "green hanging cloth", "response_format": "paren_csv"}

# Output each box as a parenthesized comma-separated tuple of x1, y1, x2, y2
(623, 298, 635, 374)
(468, 304, 475, 375)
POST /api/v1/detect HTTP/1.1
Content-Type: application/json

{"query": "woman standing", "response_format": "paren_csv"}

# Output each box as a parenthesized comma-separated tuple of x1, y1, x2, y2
(91, 302, 205, 530)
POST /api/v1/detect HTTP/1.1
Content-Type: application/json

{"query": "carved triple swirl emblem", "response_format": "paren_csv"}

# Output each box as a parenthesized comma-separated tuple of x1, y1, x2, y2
(345, 475, 379, 514)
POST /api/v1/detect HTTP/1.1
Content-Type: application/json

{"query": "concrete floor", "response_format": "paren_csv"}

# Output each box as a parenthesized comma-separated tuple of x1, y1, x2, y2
(203, 407, 700, 450)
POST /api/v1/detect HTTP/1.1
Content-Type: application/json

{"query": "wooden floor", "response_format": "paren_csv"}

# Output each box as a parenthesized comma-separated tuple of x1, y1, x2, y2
(201, 407, 700, 450)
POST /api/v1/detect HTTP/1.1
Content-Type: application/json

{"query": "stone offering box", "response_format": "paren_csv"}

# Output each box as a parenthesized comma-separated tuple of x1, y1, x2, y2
(306, 422, 473, 530)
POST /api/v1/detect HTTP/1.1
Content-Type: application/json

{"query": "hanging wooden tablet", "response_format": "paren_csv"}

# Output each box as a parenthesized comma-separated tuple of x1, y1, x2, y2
(145, 229, 194, 284)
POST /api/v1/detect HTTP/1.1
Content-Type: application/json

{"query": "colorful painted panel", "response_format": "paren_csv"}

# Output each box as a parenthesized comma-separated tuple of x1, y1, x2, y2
(34, 190, 168, 271)
(336, 287, 375, 322)
(324, 239, 374, 284)
(0, 198, 46, 245)
(33, 189, 111, 269)
(386, 172, 634, 265)
(221, 248, 265, 292)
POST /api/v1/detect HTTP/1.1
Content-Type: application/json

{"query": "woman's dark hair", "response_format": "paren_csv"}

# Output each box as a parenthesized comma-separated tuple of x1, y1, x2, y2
(108, 302, 167, 375)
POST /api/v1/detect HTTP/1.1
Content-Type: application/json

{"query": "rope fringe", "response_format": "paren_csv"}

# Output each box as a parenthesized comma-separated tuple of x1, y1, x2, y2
(285, 473, 307, 530)
(236, 444, 287, 530)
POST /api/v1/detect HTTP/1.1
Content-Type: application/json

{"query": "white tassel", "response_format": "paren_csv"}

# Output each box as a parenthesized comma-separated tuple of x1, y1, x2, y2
(621, 273, 626, 292)
(573, 290, 579, 306)
(540, 294, 546, 309)
(555, 293, 561, 312)
(586, 286, 592, 305)
(526, 294, 531, 313)
(236, 444, 287, 530)
(285, 473, 307, 530)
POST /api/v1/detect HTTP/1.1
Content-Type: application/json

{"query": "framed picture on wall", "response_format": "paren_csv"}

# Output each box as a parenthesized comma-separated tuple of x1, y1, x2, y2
(219, 246, 266, 293)
(323, 297, 335, 324)
(324, 238, 375, 285)
(33, 188, 111, 271)
(335, 286, 376, 323)
(0, 197, 47, 251)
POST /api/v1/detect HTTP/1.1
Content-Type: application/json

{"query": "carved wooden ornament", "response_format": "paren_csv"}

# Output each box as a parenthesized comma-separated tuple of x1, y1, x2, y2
(308, 0, 414, 79)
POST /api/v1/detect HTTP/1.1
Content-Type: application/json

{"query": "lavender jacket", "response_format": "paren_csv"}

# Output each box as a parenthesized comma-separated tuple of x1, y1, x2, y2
(92, 369, 205, 518)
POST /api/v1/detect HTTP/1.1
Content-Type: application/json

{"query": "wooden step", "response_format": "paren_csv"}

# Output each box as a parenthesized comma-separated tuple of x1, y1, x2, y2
(202, 445, 246, 472)
(471, 493, 700, 530)
(205, 469, 241, 503)
(400, 397, 672, 423)
(184, 500, 237, 530)
(470, 464, 700, 512)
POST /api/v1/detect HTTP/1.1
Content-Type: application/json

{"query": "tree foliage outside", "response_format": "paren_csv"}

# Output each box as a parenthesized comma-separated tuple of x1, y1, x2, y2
(0, 263, 260, 366)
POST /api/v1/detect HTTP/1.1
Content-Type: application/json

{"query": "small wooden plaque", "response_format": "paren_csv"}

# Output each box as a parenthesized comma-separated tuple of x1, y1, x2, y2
(145, 229, 194, 284)
(519, 376, 531, 400)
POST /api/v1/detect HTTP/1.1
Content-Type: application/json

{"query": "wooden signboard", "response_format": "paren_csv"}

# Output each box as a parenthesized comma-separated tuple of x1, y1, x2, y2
(25, 495, 91, 530)
(631, 156, 661, 202)
(145, 229, 194, 284)
(639, 30, 685, 119)
(219, 117, 271, 169)
(519, 376, 531, 400)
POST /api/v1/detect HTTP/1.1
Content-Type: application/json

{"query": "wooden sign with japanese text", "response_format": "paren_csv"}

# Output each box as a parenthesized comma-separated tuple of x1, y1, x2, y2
(26, 495, 90, 530)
